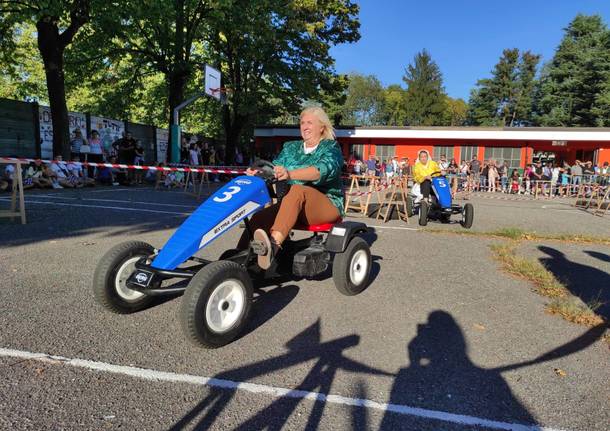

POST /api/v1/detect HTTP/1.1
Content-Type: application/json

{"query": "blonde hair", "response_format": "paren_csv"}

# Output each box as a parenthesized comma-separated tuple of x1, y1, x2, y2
(300, 106, 335, 140)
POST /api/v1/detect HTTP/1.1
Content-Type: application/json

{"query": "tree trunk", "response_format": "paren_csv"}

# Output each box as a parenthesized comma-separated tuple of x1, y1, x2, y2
(222, 105, 244, 166)
(37, 18, 70, 160)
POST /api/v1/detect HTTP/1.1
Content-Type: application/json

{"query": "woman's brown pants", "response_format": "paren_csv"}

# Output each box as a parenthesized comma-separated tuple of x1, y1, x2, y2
(237, 184, 340, 249)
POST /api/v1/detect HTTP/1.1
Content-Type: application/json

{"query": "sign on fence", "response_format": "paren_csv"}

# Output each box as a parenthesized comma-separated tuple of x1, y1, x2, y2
(156, 128, 169, 163)
(90, 116, 125, 157)
(39, 106, 86, 159)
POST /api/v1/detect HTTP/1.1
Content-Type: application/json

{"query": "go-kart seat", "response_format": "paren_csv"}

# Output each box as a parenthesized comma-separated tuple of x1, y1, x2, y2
(294, 219, 342, 232)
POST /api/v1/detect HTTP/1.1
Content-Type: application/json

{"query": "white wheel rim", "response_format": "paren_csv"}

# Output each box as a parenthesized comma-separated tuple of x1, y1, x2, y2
(205, 279, 246, 333)
(349, 249, 369, 285)
(114, 256, 145, 301)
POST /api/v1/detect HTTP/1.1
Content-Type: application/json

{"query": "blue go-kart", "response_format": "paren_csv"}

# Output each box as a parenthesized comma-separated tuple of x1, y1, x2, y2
(93, 161, 372, 348)
(406, 172, 474, 228)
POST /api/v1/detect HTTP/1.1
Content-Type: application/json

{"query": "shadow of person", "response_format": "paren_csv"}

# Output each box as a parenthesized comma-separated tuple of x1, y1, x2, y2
(538, 246, 610, 320)
(584, 250, 610, 263)
(240, 284, 299, 339)
(380, 311, 535, 430)
(169, 319, 391, 430)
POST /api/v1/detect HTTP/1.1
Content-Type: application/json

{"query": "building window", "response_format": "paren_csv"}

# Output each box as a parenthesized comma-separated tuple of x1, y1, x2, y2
(484, 147, 522, 169)
(350, 144, 365, 160)
(460, 146, 478, 162)
(433, 146, 454, 161)
(375, 144, 395, 161)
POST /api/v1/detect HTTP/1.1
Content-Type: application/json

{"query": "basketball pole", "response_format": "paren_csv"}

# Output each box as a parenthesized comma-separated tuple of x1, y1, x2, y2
(171, 92, 206, 163)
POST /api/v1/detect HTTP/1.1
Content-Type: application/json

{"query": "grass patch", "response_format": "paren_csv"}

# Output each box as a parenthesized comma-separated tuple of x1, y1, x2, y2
(490, 242, 607, 334)
(546, 298, 605, 327)
(490, 244, 566, 298)
(426, 227, 610, 245)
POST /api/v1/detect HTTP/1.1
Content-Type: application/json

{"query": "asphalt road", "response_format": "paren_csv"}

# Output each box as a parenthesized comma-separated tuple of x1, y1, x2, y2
(0, 186, 608, 431)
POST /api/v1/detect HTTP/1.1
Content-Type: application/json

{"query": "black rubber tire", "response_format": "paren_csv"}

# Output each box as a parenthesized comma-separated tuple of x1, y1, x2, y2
(92, 241, 156, 314)
(461, 203, 474, 229)
(219, 248, 241, 260)
(418, 201, 429, 226)
(406, 195, 413, 217)
(180, 261, 253, 348)
(332, 236, 372, 296)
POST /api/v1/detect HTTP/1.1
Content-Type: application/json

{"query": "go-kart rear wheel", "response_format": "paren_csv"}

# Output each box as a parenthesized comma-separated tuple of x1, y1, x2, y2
(332, 236, 371, 296)
(180, 261, 252, 348)
(406, 195, 414, 217)
(92, 241, 156, 314)
(461, 203, 474, 229)
(418, 200, 429, 226)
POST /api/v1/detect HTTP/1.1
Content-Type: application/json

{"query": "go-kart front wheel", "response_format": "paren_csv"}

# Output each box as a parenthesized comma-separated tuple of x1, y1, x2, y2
(332, 236, 372, 296)
(418, 200, 429, 226)
(92, 241, 156, 314)
(461, 203, 474, 229)
(180, 261, 253, 348)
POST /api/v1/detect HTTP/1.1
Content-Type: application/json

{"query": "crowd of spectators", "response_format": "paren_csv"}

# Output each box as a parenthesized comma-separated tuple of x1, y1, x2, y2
(346, 153, 610, 198)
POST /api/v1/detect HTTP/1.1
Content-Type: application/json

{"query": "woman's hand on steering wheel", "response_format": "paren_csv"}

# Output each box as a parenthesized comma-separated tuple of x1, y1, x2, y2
(274, 165, 290, 181)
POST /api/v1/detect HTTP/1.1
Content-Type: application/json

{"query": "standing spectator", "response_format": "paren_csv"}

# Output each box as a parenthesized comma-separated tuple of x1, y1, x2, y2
(70, 128, 88, 162)
(365, 155, 376, 177)
(391, 156, 400, 178)
(87, 130, 104, 177)
(400, 157, 411, 178)
(235, 148, 244, 165)
(470, 155, 481, 191)
(551, 163, 561, 195)
(438, 154, 449, 171)
(384, 158, 394, 179)
(353, 159, 362, 175)
(600, 161, 609, 186)
(201, 142, 211, 165)
(582, 161, 595, 182)
(532, 161, 544, 194)
(480, 160, 489, 191)
(133, 142, 145, 185)
(523, 164, 532, 194)
(487, 160, 498, 192)
(112, 132, 136, 165)
(499, 161, 509, 193)
(510, 169, 520, 194)
(571, 160, 582, 186)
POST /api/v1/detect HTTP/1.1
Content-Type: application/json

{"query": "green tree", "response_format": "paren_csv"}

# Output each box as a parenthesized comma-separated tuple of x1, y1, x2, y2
(1, 0, 90, 158)
(443, 96, 468, 126)
(0, 23, 47, 103)
(468, 48, 540, 126)
(383, 84, 407, 126)
(402, 49, 446, 126)
(207, 0, 360, 162)
(70, 0, 215, 159)
(535, 14, 610, 126)
(339, 73, 385, 125)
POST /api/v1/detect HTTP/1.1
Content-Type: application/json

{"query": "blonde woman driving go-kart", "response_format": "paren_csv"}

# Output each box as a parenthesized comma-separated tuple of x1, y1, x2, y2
(411, 149, 441, 204)
(238, 107, 344, 269)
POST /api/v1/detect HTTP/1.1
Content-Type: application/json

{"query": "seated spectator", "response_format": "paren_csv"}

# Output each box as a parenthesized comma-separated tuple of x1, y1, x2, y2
(24, 161, 52, 189)
(67, 157, 95, 187)
(48, 156, 77, 188)
(1, 162, 16, 192)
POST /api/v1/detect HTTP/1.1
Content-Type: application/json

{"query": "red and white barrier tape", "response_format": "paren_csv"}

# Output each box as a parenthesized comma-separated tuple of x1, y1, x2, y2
(0, 157, 246, 175)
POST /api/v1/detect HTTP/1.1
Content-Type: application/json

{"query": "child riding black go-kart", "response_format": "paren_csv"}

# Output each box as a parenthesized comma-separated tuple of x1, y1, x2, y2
(93, 161, 373, 348)
(406, 171, 474, 228)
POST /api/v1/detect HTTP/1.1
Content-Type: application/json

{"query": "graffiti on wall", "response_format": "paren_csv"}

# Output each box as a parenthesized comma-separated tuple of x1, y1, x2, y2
(39, 106, 86, 159)
(156, 128, 169, 163)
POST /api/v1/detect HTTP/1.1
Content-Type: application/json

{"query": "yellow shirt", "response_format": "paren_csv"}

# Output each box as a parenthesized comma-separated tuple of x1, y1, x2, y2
(413, 160, 440, 183)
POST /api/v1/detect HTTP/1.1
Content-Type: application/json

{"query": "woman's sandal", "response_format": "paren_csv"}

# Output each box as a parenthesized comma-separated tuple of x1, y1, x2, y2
(253, 229, 280, 270)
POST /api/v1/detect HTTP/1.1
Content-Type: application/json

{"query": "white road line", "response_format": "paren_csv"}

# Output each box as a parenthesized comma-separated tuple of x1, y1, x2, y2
(0, 199, 188, 216)
(11, 194, 198, 208)
(0, 347, 566, 431)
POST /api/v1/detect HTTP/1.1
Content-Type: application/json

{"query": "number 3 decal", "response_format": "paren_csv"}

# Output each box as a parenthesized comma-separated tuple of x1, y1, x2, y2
(213, 186, 241, 202)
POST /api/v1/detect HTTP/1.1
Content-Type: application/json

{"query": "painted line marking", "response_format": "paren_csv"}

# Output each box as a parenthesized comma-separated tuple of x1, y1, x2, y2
(0, 347, 566, 431)
(365, 224, 419, 231)
(0, 199, 188, 216)
(9, 194, 198, 208)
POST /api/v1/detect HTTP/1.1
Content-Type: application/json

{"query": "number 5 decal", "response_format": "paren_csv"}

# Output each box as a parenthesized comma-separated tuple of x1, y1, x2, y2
(213, 186, 241, 202)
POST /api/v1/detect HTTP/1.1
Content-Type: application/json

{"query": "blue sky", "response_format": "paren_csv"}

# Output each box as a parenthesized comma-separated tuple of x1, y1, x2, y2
(330, 0, 610, 101)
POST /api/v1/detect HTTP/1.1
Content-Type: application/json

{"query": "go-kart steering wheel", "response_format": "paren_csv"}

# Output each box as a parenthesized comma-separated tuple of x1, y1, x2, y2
(249, 159, 291, 200)
(250, 159, 276, 181)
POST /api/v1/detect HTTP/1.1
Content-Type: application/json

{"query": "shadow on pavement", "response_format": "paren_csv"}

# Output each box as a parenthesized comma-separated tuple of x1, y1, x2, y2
(538, 246, 610, 320)
(169, 312, 606, 430)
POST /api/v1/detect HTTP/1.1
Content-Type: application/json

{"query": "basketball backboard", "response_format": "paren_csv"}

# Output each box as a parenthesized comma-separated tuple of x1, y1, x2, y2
(204, 64, 221, 100)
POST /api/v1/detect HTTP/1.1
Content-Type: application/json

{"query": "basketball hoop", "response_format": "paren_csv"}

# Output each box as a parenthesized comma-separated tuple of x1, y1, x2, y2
(209, 87, 233, 105)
